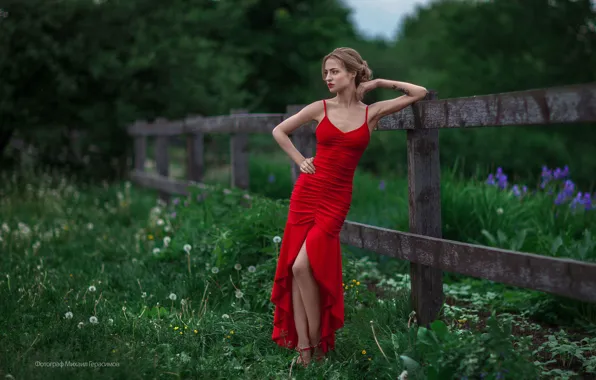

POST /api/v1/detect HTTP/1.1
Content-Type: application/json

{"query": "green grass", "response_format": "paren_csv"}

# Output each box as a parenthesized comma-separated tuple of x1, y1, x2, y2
(1, 164, 595, 379)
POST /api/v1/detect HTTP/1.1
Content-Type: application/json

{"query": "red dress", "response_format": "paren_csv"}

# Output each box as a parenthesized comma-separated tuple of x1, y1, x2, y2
(270, 99, 371, 354)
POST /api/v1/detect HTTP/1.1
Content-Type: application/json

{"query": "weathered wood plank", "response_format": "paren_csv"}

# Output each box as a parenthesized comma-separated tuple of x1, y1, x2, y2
(127, 83, 596, 136)
(130, 170, 206, 196)
(155, 135, 170, 202)
(184, 114, 204, 182)
(230, 109, 250, 189)
(133, 136, 146, 171)
(377, 82, 596, 130)
(339, 221, 596, 303)
(128, 118, 185, 136)
(407, 91, 443, 327)
(186, 114, 286, 134)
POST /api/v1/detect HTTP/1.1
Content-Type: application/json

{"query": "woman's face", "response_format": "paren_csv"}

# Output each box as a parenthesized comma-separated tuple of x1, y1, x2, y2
(323, 58, 354, 93)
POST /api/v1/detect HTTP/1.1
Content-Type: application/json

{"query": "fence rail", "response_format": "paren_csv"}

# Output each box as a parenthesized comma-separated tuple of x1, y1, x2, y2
(127, 82, 596, 326)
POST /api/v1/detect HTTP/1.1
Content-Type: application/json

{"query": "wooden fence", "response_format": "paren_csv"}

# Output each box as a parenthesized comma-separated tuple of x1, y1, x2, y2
(128, 82, 596, 326)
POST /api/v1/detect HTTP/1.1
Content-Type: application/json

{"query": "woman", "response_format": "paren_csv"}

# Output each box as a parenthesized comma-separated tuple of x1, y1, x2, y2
(270, 47, 428, 367)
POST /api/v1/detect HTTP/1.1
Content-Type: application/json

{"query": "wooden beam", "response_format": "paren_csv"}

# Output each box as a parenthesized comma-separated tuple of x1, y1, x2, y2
(127, 83, 596, 136)
(339, 221, 596, 303)
(186, 114, 286, 134)
(230, 109, 250, 189)
(185, 115, 204, 182)
(155, 135, 170, 203)
(377, 82, 596, 131)
(407, 91, 443, 327)
(133, 136, 146, 171)
(130, 170, 205, 196)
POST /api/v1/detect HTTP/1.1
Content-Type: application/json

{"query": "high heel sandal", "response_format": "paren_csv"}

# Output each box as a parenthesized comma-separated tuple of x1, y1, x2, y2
(294, 345, 313, 368)
(311, 340, 325, 362)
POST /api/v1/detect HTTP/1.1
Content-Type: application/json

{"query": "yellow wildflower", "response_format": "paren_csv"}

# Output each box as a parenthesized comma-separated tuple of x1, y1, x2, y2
(184, 326, 188, 330)
(356, 281, 360, 286)
(148, 234, 154, 240)
(230, 330, 234, 334)
(226, 335, 231, 339)
(361, 349, 366, 355)
(179, 332, 183, 335)
(174, 326, 179, 330)
(194, 329, 198, 334)
(352, 279, 356, 283)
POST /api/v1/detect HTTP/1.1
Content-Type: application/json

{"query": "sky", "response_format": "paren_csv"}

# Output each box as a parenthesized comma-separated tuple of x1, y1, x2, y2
(342, 0, 434, 40)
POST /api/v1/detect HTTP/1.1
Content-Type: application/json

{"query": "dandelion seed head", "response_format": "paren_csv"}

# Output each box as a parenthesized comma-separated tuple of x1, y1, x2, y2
(169, 293, 177, 301)
(89, 316, 98, 324)
(65, 311, 73, 319)
(273, 236, 281, 244)
(88, 285, 96, 292)
(211, 267, 219, 274)
(234, 263, 242, 271)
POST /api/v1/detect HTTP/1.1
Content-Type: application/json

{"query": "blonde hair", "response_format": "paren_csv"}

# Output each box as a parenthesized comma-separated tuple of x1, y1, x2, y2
(322, 47, 372, 87)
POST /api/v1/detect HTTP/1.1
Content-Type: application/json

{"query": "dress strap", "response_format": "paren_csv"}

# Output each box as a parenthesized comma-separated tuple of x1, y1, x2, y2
(323, 99, 327, 116)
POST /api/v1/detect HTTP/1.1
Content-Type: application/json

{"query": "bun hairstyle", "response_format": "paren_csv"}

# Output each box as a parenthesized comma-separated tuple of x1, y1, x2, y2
(322, 47, 373, 87)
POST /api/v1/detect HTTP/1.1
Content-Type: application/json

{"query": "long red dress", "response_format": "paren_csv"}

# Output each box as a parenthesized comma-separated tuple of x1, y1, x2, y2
(271, 99, 371, 354)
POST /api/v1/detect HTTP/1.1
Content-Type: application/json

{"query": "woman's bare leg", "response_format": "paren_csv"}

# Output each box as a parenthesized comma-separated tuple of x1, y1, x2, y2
(292, 241, 322, 350)
(292, 276, 311, 363)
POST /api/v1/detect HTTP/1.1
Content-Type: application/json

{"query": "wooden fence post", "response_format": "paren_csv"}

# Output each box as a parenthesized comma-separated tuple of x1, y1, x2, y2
(286, 105, 316, 184)
(230, 109, 249, 189)
(155, 118, 170, 203)
(185, 115, 204, 183)
(134, 133, 146, 172)
(407, 90, 443, 327)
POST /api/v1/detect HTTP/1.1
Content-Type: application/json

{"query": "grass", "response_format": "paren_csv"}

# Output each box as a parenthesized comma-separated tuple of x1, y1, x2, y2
(1, 161, 596, 379)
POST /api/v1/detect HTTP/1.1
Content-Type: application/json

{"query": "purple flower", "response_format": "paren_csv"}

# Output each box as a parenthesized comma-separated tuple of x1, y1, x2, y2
(486, 174, 496, 185)
(379, 180, 386, 191)
(583, 193, 593, 210)
(268, 174, 275, 183)
(497, 174, 508, 190)
(173, 197, 180, 206)
(486, 168, 507, 188)
(571, 192, 583, 210)
(512, 185, 521, 197)
(170, 212, 176, 219)
(555, 179, 576, 205)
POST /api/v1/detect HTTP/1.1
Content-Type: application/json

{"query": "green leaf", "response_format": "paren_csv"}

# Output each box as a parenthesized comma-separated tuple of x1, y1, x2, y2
(430, 320, 449, 341)
(417, 327, 439, 346)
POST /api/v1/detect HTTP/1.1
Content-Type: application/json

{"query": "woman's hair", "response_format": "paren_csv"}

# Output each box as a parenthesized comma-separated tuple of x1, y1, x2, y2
(322, 47, 373, 87)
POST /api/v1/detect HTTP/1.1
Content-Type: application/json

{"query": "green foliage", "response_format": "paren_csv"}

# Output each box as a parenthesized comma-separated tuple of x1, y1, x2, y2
(408, 316, 539, 379)
(0, 0, 355, 180)
(358, 0, 596, 187)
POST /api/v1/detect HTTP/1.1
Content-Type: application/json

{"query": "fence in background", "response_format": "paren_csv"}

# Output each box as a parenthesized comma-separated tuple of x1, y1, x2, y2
(128, 82, 596, 326)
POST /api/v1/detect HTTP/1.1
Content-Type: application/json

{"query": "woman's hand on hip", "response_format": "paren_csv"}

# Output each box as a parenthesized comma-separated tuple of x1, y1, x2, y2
(300, 157, 315, 174)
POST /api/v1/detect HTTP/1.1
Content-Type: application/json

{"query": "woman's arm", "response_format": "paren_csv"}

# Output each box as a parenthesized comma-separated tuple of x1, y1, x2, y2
(367, 79, 428, 122)
(271, 101, 320, 173)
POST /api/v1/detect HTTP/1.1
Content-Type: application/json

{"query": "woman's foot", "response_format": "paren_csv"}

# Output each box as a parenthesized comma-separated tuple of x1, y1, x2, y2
(311, 340, 325, 362)
(295, 344, 313, 368)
